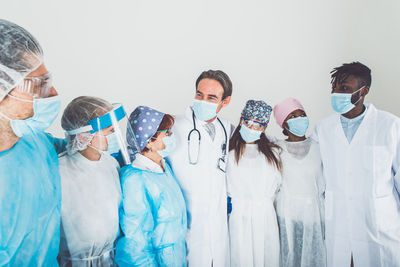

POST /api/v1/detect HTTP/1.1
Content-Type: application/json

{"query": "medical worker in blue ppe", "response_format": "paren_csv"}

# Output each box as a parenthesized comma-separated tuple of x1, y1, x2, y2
(116, 106, 187, 267)
(312, 62, 400, 267)
(0, 19, 62, 266)
(58, 96, 135, 266)
(274, 98, 325, 267)
(227, 100, 282, 267)
(168, 70, 234, 267)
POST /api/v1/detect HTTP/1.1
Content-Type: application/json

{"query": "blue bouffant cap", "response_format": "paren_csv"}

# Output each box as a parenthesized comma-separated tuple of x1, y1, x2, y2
(127, 106, 165, 151)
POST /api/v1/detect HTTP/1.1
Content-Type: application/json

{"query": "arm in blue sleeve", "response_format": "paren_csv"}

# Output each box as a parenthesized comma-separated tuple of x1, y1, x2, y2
(116, 174, 157, 267)
(45, 133, 67, 155)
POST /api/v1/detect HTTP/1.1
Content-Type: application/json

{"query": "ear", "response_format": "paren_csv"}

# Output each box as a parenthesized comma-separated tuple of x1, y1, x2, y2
(145, 139, 154, 151)
(282, 121, 289, 131)
(221, 96, 231, 107)
(361, 86, 370, 97)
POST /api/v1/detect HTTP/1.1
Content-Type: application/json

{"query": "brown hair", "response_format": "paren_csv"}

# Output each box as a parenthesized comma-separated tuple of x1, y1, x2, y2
(195, 70, 233, 100)
(142, 114, 174, 152)
(229, 125, 282, 171)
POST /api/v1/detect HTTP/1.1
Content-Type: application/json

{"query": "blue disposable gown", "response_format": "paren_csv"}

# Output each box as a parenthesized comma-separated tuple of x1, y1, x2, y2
(0, 131, 61, 266)
(116, 160, 187, 267)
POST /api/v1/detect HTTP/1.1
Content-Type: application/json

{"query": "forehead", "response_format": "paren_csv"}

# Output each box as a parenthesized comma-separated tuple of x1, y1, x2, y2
(197, 78, 224, 97)
(334, 74, 360, 87)
(285, 109, 306, 120)
(26, 63, 48, 77)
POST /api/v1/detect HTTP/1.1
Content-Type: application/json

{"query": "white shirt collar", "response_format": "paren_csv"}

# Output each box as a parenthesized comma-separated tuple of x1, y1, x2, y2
(131, 153, 165, 173)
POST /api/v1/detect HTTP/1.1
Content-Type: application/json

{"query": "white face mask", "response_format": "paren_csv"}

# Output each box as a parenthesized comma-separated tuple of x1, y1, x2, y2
(157, 134, 176, 158)
(0, 94, 60, 137)
(331, 86, 364, 114)
(192, 100, 219, 121)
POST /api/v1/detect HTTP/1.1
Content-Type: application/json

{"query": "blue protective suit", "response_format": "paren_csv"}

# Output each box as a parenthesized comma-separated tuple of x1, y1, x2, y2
(115, 160, 187, 267)
(0, 131, 61, 266)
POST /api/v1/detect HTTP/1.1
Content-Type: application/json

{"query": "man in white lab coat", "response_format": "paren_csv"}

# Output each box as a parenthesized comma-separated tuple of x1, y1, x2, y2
(168, 70, 233, 267)
(313, 62, 400, 267)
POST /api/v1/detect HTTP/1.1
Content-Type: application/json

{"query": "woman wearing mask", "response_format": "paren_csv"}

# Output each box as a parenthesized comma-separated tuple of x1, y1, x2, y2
(273, 97, 325, 267)
(116, 106, 187, 267)
(227, 100, 282, 267)
(58, 96, 131, 266)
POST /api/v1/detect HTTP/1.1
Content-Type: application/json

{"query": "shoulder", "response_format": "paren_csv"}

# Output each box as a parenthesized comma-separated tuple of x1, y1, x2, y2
(58, 153, 69, 166)
(374, 106, 400, 127)
(103, 154, 120, 169)
(316, 113, 338, 129)
(120, 165, 145, 185)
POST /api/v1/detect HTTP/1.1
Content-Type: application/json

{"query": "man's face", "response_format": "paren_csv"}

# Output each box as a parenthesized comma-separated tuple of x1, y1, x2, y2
(195, 78, 231, 114)
(0, 63, 58, 120)
(331, 75, 365, 104)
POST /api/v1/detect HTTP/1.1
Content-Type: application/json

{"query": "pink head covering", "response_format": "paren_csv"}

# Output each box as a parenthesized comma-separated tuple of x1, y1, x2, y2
(273, 97, 305, 128)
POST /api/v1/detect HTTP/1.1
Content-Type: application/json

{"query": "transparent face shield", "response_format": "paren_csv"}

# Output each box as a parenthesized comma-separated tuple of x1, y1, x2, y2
(13, 73, 53, 98)
(67, 104, 139, 166)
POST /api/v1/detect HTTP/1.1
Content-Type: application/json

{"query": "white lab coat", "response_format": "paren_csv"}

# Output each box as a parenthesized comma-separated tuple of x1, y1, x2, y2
(313, 104, 400, 267)
(168, 106, 232, 267)
(227, 144, 281, 267)
(58, 152, 122, 267)
(275, 139, 326, 267)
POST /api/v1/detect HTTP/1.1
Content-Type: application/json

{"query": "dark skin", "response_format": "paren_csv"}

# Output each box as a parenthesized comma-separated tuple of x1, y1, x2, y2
(282, 109, 307, 142)
(331, 75, 369, 119)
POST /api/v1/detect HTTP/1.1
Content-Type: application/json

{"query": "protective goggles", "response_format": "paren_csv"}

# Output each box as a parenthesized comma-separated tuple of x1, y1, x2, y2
(14, 73, 53, 98)
(156, 128, 173, 135)
(241, 117, 267, 130)
(66, 104, 139, 165)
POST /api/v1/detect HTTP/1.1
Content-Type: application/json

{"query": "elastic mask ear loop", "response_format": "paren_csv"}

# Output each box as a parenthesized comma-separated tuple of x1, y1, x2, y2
(352, 86, 365, 106)
(7, 93, 34, 103)
(0, 111, 12, 121)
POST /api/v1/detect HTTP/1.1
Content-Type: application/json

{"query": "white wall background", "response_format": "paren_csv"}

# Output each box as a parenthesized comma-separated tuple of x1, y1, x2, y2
(2, 0, 400, 138)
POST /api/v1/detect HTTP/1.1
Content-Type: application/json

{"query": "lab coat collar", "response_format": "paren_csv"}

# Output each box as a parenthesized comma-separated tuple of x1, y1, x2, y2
(131, 153, 165, 173)
(335, 103, 376, 146)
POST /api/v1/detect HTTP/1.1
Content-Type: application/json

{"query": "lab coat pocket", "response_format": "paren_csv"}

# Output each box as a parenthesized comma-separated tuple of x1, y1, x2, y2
(324, 191, 333, 221)
(373, 146, 393, 197)
(374, 195, 400, 232)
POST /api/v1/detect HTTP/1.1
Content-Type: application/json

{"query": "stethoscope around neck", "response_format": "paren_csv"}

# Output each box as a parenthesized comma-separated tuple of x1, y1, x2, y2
(187, 109, 228, 172)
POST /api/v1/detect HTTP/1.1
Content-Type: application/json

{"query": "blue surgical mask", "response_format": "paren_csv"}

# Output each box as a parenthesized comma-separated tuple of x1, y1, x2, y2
(286, 116, 309, 137)
(0, 95, 60, 137)
(192, 100, 219, 121)
(158, 133, 176, 158)
(331, 86, 364, 114)
(106, 132, 120, 155)
(239, 124, 262, 143)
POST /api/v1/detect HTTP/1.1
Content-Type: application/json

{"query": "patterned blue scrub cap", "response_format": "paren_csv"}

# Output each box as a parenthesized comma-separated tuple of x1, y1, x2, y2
(241, 100, 273, 124)
(128, 106, 165, 151)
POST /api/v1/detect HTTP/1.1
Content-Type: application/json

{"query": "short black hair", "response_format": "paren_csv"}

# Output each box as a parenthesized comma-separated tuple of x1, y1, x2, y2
(195, 70, 233, 100)
(331, 62, 371, 88)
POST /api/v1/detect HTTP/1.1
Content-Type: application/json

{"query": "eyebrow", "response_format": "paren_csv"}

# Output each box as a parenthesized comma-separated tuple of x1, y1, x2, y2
(207, 94, 218, 98)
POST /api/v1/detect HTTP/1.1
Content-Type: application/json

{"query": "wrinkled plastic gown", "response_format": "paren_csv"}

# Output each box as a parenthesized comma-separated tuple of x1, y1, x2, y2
(116, 161, 187, 267)
(275, 139, 326, 267)
(0, 131, 61, 266)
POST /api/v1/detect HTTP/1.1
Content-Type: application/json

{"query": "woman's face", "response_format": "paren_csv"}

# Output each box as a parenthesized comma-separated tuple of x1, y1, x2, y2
(283, 109, 307, 129)
(146, 127, 173, 152)
(90, 125, 115, 151)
